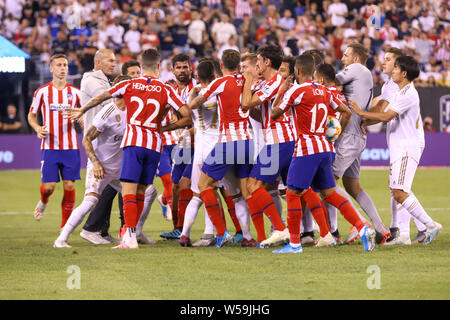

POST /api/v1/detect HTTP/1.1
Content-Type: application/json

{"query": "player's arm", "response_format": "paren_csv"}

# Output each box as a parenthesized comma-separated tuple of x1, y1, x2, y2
(65, 90, 112, 120)
(250, 108, 261, 122)
(188, 94, 206, 110)
(27, 112, 48, 139)
(241, 72, 263, 110)
(349, 99, 397, 122)
(82, 125, 105, 179)
(187, 86, 203, 109)
(335, 103, 351, 132)
(162, 105, 192, 132)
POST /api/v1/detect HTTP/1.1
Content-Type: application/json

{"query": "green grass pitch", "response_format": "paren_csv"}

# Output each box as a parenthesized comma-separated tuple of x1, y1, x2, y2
(0, 168, 449, 300)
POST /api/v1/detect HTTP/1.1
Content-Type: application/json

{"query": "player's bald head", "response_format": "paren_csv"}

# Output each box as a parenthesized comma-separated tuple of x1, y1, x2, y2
(94, 49, 114, 63)
(94, 49, 117, 76)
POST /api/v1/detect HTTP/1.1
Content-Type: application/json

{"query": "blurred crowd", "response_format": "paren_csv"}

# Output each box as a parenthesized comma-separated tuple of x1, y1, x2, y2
(0, 0, 449, 87)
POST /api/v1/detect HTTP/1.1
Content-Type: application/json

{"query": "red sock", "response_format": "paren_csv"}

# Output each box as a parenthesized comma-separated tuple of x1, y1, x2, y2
(225, 196, 241, 233)
(286, 189, 302, 245)
(246, 196, 266, 242)
(160, 174, 173, 203)
(324, 191, 365, 231)
(61, 189, 75, 228)
(136, 193, 145, 221)
(252, 187, 286, 231)
(123, 194, 138, 229)
(302, 188, 330, 237)
(176, 189, 193, 228)
(200, 189, 226, 237)
(218, 196, 227, 228)
(40, 184, 53, 204)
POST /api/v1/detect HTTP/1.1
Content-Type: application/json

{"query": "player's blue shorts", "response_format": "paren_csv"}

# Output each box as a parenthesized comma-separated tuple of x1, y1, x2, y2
(287, 152, 336, 192)
(202, 140, 254, 181)
(249, 141, 295, 186)
(41, 149, 81, 183)
(156, 144, 176, 177)
(120, 146, 161, 185)
(171, 147, 194, 184)
(311, 153, 336, 192)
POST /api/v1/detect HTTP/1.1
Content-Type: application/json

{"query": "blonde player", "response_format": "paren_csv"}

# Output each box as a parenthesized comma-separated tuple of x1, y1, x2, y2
(349, 55, 442, 246)
(54, 76, 157, 248)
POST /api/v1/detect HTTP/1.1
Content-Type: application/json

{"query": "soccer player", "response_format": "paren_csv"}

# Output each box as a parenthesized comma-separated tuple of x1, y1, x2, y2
(160, 54, 196, 240)
(240, 44, 292, 247)
(349, 55, 442, 246)
(271, 54, 376, 253)
(28, 54, 82, 229)
(189, 49, 254, 248)
(278, 56, 295, 80)
(367, 47, 426, 245)
(54, 75, 157, 247)
(66, 49, 191, 249)
(332, 43, 390, 244)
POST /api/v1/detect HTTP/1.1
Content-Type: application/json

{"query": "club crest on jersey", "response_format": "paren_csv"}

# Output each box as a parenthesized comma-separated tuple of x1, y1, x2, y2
(50, 103, 71, 111)
(115, 114, 121, 122)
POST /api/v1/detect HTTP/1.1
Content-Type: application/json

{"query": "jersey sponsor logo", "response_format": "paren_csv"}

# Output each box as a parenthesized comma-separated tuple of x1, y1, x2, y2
(49, 103, 71, 111)
(131, 82, 162, 92)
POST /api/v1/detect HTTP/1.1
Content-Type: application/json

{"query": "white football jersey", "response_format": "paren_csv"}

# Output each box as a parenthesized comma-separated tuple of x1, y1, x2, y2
(386, 82, 424, 162)
(91, 102, 126, 170)
(192, 86, 220, 137)
(382, 77, 425, 150)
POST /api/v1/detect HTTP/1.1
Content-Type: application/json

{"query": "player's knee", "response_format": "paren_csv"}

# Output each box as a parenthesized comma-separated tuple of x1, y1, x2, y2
(43, 183, 56, 194)
(391, 189, 408, 204)
(246, 178, 258, 194)
(63, 180, 75, 191)
(179, 177, 191, 190)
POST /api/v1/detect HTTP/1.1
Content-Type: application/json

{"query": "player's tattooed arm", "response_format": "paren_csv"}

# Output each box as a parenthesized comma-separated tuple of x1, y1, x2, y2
(82, 126, 105, 179)
(162, 105, 192, 132)
(65, 91, 112, 120)
(187, 86, 201, 108)
(241, 72, 262, 110)
(188, 94, 206, 110)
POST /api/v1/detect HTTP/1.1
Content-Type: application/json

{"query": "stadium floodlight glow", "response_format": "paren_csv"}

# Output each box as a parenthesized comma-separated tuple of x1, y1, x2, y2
(0, 57, 26, 73)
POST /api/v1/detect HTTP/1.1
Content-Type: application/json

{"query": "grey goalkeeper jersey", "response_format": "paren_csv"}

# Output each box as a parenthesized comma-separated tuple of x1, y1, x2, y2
(336, 63, 373, 138)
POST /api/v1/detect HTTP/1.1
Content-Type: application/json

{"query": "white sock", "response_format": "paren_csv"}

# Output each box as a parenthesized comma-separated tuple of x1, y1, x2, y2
(234, 196, 252, 240)
(356, 190, 385, 232)
(335, 185, 368, 223)
(269, 190, 283, 218)
(302, 207, 314, 233)
(182, 196, 203, 238)
(390, 192, 399, 229)
(204, 206, 215, 235)
(400, 194, 434, 228)
(326, 200, 338, 233)
(410, 193, 427, 232)
(397, 207, 411, 236)
(137, 186, 158, 235)
(58, 195, 98, 241)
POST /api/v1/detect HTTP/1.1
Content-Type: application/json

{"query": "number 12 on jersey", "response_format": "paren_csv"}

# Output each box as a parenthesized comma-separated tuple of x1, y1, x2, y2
(310, 103, 328, 133)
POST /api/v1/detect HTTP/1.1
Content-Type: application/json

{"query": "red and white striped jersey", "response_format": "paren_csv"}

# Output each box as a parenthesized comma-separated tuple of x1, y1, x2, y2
(175, 78, 196, 148)
(255, 72, 295, 145)
(279, 81, 344, 157)
(202, 73, 252, 143)
(29, 82, 82, 150)
(108, 76, 184, 152)
(327, 86, 345, 121)
(161, 109, 180, 146)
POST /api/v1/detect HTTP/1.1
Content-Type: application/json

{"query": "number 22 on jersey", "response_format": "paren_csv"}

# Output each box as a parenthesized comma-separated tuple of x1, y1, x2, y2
(129, 96, 161, 128)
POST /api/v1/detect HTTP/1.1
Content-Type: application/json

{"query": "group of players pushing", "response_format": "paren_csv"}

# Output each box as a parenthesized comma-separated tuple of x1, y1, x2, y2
(29, 42, 442, 252)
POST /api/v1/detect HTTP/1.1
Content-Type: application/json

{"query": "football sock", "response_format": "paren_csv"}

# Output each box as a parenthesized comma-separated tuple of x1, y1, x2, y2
(136, 193, 145, 222)
(234, 196, 252, 240)
(218, 195, 227, 229)
(252, 187, 286, 232)
(137, 186, 157, 235)
(324, 191, 365, 232)
(302, 189, 330, 237)
(123, 194, 138, 229)
(326, 200, 338, 233)
(58, 195, 98, 242)
(286, 189, 302, 245)
(160, 174, 173, 205)
(246, 196, 266, 243)
(176, 189, 193, 229)
(182, 196, 203, 238)
(390, 191, 399, 229)
(302, 207, 314, 233)
(200, 189, 226, 237)
(269, 190, 284, 218)
(335, 185, 368, 223)
(204, 206, 215, 235)
(356, 190, 385, 233)
(61, 189, 75, 228)
(40, 184, 53, 204)
(400, 194, 434, 228)
(225, 195, 241, 233)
